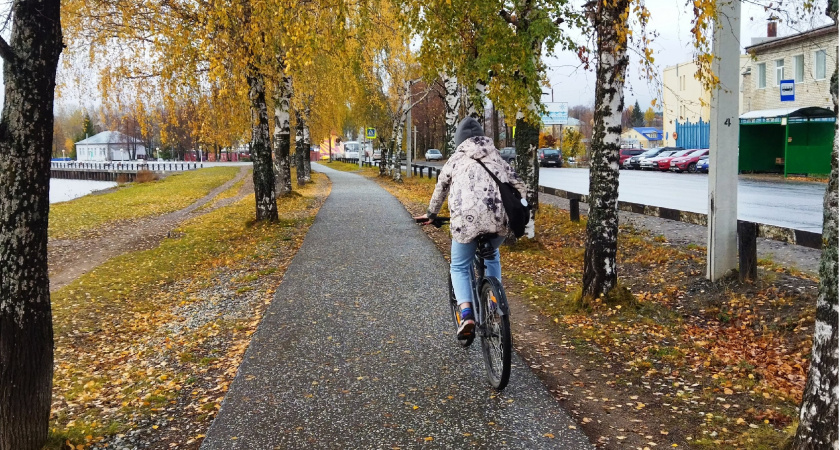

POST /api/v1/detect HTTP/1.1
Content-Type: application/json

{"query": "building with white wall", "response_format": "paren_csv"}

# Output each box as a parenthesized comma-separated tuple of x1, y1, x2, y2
(741, 23, 837, 113)
(75, 131, 147, 162)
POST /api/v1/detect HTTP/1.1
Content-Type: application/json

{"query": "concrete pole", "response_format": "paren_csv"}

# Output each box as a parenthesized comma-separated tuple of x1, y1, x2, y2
(406, 107, 412, 178)
(706, 0, 741, 281)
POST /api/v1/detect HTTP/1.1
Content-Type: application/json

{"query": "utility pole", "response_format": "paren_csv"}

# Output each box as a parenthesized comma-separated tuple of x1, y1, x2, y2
(406, 106, 412, 178)
(706, 0, 741, 281)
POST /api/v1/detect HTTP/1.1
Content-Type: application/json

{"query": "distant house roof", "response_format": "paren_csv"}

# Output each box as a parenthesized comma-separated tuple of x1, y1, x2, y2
(633, 127, 664, 141)
(565, 117, 581, 127)
(745, 24, 837, 53)
(75, 131, 143, 145)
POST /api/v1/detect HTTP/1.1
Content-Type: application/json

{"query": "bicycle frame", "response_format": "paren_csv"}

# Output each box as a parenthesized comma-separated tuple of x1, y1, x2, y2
(471, 236, 510, 338)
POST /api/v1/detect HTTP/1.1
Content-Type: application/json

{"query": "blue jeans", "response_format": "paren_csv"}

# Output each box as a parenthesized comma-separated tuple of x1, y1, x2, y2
(451, 236, 505, 305)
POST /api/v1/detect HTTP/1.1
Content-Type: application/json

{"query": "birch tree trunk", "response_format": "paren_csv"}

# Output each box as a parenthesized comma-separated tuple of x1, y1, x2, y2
(515, 114, 540, 238)
(273, 74, 292, 196)
(443, 73, 460, 157)
(391, 80, 410, 182)
(465, 80, 487, 120)
(294, 109, 306, 187)
(303, 106, 312, 183)
(581, 0, 630, 298)
(247, 68, 279, 221)
(792, 10, 838, 442)
(0, 1, 62, 448)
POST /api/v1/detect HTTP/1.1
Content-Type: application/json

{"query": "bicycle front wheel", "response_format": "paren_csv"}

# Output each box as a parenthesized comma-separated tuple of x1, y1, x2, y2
(479, 279, 511, 390)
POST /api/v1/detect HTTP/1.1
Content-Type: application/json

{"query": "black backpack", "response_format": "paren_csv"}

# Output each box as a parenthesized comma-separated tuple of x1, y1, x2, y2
(476, 160, 531, 237)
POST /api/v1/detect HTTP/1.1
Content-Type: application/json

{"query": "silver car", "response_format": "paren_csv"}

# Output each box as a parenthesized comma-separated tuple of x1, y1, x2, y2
(425, 149, 443, 161)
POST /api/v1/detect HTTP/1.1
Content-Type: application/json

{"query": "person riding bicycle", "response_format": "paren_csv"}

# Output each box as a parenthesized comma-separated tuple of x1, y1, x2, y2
(415, 117, 527, 340)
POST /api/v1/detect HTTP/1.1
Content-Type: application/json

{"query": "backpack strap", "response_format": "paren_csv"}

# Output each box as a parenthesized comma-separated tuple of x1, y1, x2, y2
(475, 159, 503, 188)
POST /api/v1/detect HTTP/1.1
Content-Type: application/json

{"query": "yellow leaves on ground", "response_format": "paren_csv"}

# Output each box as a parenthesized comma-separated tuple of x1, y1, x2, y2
(48, 174, 330, 449)
(50, 167, 240, 239)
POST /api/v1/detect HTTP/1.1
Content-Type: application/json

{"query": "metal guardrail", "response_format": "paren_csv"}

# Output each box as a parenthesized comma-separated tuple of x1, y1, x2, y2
(51, 161, 203, 182)
(537, 185, 822, 251)
(51, 161, 202, 172)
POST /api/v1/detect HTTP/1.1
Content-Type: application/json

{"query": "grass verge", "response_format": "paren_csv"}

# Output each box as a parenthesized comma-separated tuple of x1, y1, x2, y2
(50, 167, 241, 239)
(47, 174, 330, 449)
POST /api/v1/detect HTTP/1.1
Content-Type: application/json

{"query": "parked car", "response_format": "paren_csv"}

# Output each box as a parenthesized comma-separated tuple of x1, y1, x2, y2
(372, 148, 382, 160)
(640, 150, 679, 170)
(538, 148, 562, 167)
(500, 147, 516, 164)
(626, 146, 684, 170)
(654, 149, 694, 171)
(567, 156, 576, 165)
(425, 149, 443, 161)
(669, 149, 709, 173)
(696, 156, 709, 173)
(619, 148, 646, 168)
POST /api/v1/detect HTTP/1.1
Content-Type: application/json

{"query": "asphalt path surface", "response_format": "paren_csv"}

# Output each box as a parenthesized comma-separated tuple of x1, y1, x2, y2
(202, 164, 592, 449)
(414, 161, 824, 233)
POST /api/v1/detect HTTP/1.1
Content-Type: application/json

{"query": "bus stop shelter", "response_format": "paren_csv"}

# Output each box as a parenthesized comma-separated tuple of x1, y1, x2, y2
(739, 106, 836, 176)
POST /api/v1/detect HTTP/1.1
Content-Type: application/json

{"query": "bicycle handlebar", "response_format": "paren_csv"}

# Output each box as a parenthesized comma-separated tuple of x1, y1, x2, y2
(415, 216, 450, 228)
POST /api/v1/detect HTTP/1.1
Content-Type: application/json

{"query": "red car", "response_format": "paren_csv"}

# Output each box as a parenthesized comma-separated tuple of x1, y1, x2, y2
(655, 149, 694, 171)
(619, 148, 645, 167)
(669, 149, 709, 173)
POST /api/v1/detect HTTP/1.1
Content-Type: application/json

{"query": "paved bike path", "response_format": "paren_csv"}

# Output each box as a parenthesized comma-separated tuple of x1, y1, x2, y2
(202, 164, 592, 449)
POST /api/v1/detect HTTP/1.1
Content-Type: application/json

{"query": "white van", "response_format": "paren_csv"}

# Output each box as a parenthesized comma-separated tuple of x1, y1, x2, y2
(343, 141, 361, 159)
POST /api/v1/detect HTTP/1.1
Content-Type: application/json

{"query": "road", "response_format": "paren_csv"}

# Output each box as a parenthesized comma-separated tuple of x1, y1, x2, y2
(540, 169, 825, 233)
(415, 161, 825, 233)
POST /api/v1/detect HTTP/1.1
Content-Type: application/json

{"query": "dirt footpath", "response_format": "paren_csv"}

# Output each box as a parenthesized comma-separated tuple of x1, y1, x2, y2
(49, 167, 253, 292)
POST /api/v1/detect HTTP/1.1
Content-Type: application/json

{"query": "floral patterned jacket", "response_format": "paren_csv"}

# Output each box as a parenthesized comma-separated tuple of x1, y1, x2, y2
(427, 136, 527, 244)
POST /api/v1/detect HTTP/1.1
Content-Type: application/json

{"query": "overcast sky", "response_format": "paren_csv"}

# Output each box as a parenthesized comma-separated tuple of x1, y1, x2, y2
(544, 0, 833, 110)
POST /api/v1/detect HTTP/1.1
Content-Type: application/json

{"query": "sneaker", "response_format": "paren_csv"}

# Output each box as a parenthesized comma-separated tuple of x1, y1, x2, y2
(457, 306, 475, 340)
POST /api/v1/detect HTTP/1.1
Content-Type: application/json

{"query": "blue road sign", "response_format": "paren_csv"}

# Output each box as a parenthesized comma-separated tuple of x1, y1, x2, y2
(780, 80, 795, 102)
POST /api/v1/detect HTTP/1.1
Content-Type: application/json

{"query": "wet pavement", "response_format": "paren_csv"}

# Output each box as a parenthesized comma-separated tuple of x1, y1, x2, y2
(539, 168, 825, 233)
(201, 164, 592, 449)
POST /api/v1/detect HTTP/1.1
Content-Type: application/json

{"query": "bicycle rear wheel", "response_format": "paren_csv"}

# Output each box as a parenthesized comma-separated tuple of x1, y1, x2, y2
(448, 274, 472, 347)
(479, 279, 511, 390)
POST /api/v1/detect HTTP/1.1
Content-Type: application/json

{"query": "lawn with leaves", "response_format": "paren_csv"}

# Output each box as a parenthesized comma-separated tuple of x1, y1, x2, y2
(364, 170, 817, 450)
(50, 167, 240, 239)
(47, 174, 330, 449)
(319, 160, 367, 172)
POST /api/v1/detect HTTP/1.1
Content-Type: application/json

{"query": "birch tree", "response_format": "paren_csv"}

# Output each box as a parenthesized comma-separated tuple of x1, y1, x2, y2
(580, 0, 631, 298)
(442, 72, 461, 157)
(274, 68, 294, 196)
(791, 2, 838, 446)
(0, 1, 63, 448)
(404, 0, 583, 237)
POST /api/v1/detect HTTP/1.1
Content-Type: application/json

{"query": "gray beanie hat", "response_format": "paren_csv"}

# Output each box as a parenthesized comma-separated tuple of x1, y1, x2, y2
(454, 117, 484, 147)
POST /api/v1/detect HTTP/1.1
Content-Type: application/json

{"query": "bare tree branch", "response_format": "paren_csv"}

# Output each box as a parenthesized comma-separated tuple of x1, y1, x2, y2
(0, 35, 14, 64)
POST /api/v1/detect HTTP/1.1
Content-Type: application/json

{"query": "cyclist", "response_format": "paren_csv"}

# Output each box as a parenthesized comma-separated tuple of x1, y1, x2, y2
(415, 117, 526, 340)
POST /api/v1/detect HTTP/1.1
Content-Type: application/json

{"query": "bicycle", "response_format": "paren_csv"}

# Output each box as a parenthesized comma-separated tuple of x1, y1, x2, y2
(416, 216, 513, 390)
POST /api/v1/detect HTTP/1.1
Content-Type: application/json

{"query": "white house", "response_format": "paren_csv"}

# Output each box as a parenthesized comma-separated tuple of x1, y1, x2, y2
(75, 131, 147, 162)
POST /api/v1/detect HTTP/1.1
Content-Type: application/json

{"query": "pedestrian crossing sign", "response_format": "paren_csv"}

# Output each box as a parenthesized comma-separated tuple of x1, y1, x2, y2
(366, 127, 377, 140)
